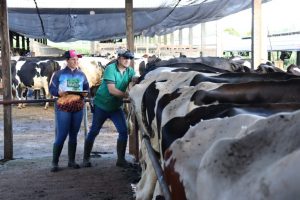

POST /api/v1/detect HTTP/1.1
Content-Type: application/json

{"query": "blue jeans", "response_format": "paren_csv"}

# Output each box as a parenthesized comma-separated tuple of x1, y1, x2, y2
(86, 105, 128, 142)
(54, 105, 83, 146)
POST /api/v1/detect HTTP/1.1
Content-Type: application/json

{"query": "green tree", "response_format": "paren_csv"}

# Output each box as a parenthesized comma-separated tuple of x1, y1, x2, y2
(224, 28, 240, 37)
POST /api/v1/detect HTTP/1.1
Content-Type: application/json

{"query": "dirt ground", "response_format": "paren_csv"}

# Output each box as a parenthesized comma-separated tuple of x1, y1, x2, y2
(0, 103, 140, 200)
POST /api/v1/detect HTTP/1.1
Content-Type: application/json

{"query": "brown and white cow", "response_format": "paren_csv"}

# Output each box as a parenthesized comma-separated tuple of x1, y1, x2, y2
(129, 57, 300, 200)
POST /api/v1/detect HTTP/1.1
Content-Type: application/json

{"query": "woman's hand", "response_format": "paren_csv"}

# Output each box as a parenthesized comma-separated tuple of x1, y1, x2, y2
(58, 90, 68, 97)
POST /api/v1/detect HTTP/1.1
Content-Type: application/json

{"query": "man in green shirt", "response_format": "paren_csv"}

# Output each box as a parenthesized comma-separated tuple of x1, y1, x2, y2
(83, 49, 135, 168)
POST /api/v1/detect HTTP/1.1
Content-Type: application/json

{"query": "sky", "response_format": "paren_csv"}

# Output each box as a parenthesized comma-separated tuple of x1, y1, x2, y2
(7, 0, 299, 45)
(222, 0, 300, 34)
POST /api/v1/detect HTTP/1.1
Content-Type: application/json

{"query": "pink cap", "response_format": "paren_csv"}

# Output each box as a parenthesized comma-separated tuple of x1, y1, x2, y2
(64, 50, 82, 58)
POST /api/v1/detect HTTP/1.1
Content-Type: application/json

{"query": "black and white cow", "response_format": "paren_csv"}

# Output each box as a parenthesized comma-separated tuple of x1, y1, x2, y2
(130, 57, 300, 200)
(14, 57, 64, 109)
(287, 64, 300, 76)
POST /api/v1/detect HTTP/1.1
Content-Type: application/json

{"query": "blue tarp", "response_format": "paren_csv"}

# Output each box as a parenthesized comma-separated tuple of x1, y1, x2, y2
(7, 0, 271, 42)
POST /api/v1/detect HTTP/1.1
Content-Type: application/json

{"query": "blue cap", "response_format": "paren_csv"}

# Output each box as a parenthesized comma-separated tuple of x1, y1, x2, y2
(118, 49, 134, 59)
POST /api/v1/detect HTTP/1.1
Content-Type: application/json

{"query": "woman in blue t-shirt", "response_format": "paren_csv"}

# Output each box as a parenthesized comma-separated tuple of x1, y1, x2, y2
(49, 50, 89, 172)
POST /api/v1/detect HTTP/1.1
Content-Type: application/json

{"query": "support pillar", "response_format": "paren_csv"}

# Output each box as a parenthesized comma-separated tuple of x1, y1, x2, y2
(0, 0, 13, 160)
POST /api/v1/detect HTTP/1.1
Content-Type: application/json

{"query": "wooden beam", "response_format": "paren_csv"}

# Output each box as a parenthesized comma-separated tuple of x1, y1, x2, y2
(16, 33, 20, 49)
(251, 0, 262, 69)
(201, 23, 206, 56)
(163, 35, 167, 45)
(0, 0, 13, 160)
(125, 0, 134, 52)
(297, 51, 300, 66)
(9, 31, 13, 49)
(125, 0, 138, 158)
(170, 32, 174, 45)
(26, 38, 30, 51)
(21, 35, 25, 50)
(188, 26, 193, 46)
(179, 28, 183, 45)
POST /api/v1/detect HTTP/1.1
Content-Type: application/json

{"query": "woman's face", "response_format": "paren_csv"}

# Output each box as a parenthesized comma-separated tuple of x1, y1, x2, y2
(118, 56, 131, 68)
(67, 57, 79, 69)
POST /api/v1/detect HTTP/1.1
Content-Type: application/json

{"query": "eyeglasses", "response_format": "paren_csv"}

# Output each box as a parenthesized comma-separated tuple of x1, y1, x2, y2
(122, 56, 133, 60)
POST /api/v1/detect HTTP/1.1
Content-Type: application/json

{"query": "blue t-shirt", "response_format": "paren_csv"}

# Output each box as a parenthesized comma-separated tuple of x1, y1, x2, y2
(49, 67, 89, 97)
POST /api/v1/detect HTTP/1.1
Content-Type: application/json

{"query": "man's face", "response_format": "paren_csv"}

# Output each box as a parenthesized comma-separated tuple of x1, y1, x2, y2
(119, 56, 132, 68)
(67, 57, 79, 69)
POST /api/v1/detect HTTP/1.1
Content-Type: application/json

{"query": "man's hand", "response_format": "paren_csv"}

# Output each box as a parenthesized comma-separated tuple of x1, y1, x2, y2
(131, 76, 139, 85)
(123, 91, 129, 99)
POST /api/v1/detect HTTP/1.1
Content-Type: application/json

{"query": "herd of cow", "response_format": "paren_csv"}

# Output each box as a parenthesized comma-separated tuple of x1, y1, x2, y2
(1, 55, 300, 199)
(129, 57, 300, 200)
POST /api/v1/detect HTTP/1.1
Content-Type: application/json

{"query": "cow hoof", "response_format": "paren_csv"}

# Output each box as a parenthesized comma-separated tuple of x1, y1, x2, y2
(44, 107, 48, 110)
(18, 105, 22, 109)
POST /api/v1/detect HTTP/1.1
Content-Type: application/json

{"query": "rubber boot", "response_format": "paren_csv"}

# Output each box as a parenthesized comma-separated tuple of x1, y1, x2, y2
(68, 143, 80, 169)
(116, 140, 130, 168)
(51, 144, 63, 172)
(82, 140, 94, 167)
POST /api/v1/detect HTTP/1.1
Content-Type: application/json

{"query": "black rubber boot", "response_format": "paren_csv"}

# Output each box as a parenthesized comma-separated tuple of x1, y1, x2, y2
(116, 140, 130, 168)
(51, 144, 63, 172)
(68, 143, 80, 169)
(82, 140, 94, 168)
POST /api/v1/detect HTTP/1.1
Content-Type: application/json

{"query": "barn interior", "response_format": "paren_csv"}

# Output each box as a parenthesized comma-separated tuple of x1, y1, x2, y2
(1, 0, 300, 200)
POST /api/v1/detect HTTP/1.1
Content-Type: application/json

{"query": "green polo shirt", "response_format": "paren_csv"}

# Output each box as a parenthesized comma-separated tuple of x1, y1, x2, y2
(94, 62, 135, 112)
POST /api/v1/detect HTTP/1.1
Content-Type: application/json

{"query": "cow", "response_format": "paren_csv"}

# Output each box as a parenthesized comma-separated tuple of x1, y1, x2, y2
(15, 58, 63, 109)
(287, 64, 300, 76)
(256, 62, 284, 73)
(129, 57, 300, 200)
(77, 56, 109, 97)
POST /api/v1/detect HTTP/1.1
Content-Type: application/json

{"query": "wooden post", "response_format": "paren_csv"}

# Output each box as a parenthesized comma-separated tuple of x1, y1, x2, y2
(251, 0, 262, 69)
(188, 26, 193, 46)
(26, 38, 30, 51)
(9, 30, 13, 49)
(170, 32, 174, 45)
(146, 37, 149, 54)
(0, 0, 13, 160)
(16, 33, 20, 49)
(179, 28, 183, 45)
(21, 35, 25, 50)
(189, 26, 193, 56)
(163, 35, 167, 45)
(125, 0, 134, 52)
(297, 51, 300, 66)
(125, 0, 138, 158)
(201, 23, 206, 56)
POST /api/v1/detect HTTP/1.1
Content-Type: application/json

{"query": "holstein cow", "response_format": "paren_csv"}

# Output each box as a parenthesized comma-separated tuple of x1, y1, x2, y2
(77, 56, 109, 96)
(14, 57, 63, 109)
(129, 58, 300, 200)
(287, 64, 300, 76)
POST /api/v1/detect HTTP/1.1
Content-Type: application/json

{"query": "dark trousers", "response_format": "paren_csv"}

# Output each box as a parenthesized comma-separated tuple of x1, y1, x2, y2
(86, 105, 128, 142)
